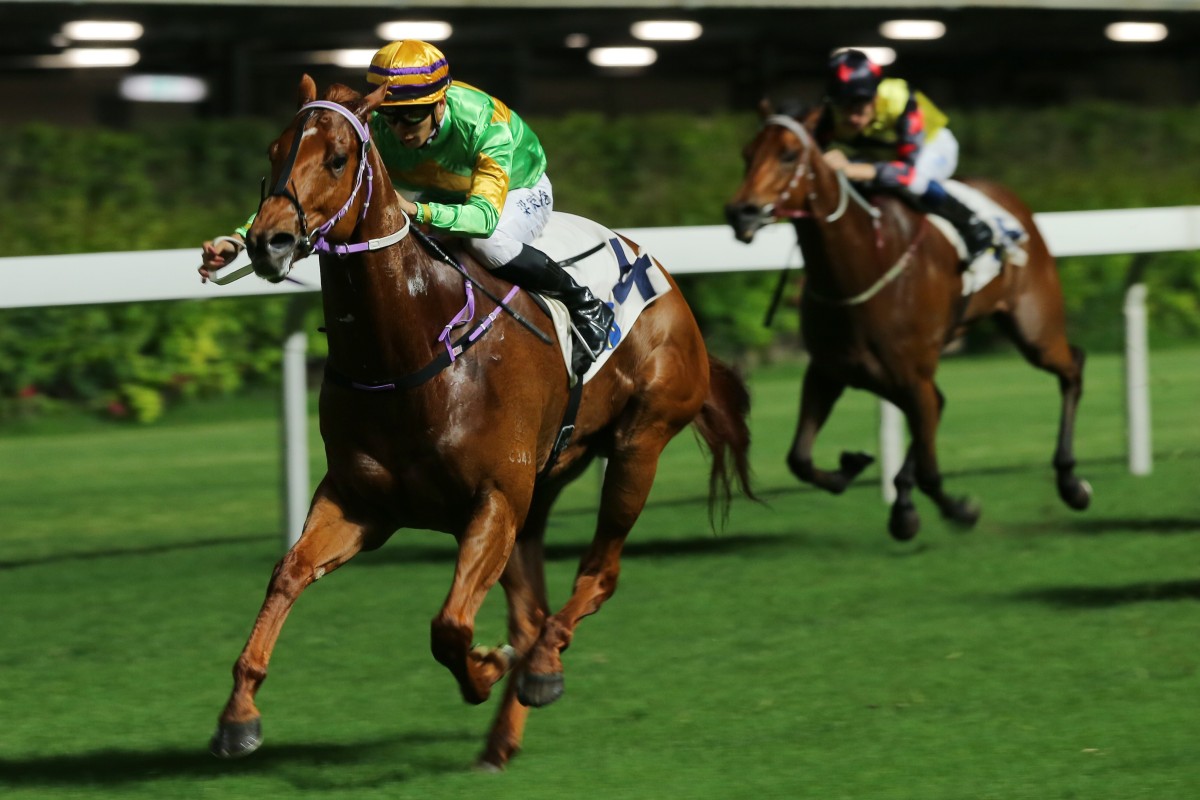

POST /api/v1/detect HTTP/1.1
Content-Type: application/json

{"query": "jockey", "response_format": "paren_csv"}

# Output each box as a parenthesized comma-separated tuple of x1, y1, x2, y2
(203, 40, 614, 380)
(814, 49, 993, 263)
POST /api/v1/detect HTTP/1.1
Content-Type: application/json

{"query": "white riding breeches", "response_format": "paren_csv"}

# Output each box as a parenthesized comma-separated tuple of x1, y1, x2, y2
(910, 128, 960, 195)
(467, 173, 555, 268)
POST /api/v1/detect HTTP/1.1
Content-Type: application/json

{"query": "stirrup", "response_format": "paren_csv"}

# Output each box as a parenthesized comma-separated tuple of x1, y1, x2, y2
(569, 320, 607, 360)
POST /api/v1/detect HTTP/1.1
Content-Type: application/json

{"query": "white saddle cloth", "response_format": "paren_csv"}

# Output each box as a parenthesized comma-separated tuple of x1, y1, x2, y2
(530, 212, 674, 384)
(927, 180, 1030, 296)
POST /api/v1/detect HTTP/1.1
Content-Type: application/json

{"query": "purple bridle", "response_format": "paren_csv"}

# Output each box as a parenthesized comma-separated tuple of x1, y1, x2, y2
(263, 99, 405, 258)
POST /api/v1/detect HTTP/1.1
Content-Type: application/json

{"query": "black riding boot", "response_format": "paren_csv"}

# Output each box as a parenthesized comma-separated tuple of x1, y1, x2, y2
(492, 244, 615, 378)
(919, 183, 994, 264)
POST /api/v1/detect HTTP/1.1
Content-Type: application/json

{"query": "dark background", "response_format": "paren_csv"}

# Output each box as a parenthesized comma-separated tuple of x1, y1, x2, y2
(3, 1, 1198, 127)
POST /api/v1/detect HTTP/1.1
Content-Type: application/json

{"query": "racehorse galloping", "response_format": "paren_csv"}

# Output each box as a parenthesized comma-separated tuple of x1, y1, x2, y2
(209, 77, 754, 770)
(725, 103, 1090, 540)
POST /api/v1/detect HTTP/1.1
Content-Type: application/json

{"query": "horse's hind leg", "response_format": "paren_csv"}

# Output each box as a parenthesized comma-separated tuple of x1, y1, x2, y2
(430, 489, 520, 706)
(994, 310, 1092, 510)
(478, 488, 560, 771)
(210, 476, 375, 759)
(520, 424, 679, 709)
(787, 365, 874, 493)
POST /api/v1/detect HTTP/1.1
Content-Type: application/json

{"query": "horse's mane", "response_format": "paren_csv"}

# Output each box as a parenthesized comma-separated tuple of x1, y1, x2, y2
(321, 83, 362, 104)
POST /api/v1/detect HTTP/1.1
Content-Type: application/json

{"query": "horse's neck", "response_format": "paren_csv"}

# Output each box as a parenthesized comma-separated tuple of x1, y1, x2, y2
(794, 161, 900, 291)
(319, 158, 465, 380)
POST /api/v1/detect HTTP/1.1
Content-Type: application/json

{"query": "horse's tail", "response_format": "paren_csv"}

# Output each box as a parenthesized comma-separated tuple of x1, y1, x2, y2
(693, 354, 759, 528)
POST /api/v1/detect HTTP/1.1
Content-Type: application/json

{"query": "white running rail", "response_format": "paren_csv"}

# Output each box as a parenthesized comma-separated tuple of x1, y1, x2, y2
(5, 206, 1198, 539)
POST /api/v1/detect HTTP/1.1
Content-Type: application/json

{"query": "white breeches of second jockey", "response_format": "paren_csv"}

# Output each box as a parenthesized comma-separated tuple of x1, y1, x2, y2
(910, 128, 960, 195)
(467, 173, 555, 268)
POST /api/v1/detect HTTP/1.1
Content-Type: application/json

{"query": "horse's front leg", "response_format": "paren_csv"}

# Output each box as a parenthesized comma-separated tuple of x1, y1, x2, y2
(210, 476, 374, 759)
(903, 381, 980, 533)
(431, 488, 520, 705)
(787, 365, 874, 493)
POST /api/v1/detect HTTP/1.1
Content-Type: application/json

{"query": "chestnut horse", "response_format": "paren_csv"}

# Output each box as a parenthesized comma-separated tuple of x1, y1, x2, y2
(209, 77, 755, 770)
(725, 104, 1090, 540)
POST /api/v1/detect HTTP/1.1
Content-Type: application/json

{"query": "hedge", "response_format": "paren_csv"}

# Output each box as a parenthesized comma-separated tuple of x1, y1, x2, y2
(2, 104, 1197, 421)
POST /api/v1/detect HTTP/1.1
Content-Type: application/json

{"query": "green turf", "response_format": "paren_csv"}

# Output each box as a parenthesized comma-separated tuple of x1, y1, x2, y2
(1, 349, 1198, 799)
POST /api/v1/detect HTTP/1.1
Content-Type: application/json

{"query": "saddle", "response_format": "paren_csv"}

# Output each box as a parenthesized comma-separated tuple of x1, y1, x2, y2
(928, 181, 1030, 295)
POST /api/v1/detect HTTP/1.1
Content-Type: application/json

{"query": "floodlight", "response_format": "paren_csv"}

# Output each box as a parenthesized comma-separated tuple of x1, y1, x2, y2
(62, 21, 144, 42)
(1105, 22, 1167, 42)
(588, 47, 658, 69)
(375, 21, 453, 42)
(120, 75, 208, 103)
(879, 20, 945, 41)
(631, 21, 702, 42)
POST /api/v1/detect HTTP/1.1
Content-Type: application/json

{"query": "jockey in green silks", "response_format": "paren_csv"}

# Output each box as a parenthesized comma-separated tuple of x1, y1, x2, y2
(202, 40, 614, 379)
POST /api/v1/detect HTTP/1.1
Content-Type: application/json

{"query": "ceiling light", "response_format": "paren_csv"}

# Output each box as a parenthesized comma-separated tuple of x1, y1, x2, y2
(375, 21, 453, 42)
(631, 20, 702, 42)
(1105, 22, 1168, 42)
(311, 49, 377, 69)
(830, 46, 896, 67)
(35, 48, 141, 68)
(879, 20, 945, 41)
(62, 21, 144, 42)
(588, 47, 658, 69)
(564, 33, 589, 49)
(120, 75, 208, 103)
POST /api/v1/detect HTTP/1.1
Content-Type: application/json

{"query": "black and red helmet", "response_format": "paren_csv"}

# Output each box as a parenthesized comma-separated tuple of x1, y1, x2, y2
(825, 49, 883, 104)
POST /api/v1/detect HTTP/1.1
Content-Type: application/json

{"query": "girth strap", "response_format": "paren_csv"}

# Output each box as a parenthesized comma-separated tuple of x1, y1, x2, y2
(538, 370, 584, 481)
(324, 318, 491, 392)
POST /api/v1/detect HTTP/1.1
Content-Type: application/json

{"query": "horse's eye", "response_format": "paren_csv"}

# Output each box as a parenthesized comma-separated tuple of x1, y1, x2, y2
(780, 150, 800, 165)
(329, 154, 349, 172)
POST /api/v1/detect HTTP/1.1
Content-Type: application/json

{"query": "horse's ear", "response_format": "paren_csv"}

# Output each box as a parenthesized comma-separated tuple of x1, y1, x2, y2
(756, 98, 773, 119)
(799, 105, 822, 132)
(355, 81, 388, 123)
(297, 74, 317, 107)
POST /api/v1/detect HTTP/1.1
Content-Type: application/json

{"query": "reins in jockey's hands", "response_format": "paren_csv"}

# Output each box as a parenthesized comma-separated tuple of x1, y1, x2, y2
(823, 149, 876, 184)
(199, 234, 245, 282)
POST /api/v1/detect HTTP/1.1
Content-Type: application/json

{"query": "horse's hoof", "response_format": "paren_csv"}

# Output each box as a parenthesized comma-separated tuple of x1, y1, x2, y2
(839, 451, 875, 481)
(947, 496, 982, 529)
(209, 718, 262, 759)
(1058, 475, 1093, 511)
(888, 502, 921, 541)
(517, 671, 564, 708)
(474, 758, 505, 774)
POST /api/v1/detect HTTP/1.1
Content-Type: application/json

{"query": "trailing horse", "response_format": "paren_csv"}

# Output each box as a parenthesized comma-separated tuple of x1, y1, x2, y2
(725, 103, 1090, 540)
(209, 77, 755, 770)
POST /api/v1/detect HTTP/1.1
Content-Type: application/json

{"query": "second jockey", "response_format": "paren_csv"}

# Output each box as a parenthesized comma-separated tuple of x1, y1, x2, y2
(814, 49, 994, 263)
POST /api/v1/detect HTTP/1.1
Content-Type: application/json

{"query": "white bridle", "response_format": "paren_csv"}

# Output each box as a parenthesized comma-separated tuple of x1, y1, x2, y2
(761, 114, 880, 224)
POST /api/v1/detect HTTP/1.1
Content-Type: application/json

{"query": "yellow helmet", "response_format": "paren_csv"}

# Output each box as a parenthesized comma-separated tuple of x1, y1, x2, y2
(366, 40, 451, 107)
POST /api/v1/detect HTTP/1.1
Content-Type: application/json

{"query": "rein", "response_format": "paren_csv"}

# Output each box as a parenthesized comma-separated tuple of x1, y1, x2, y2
(761, 114, 881, 225)
(755, 114, 928, 308)
(805, 217, 930, 307)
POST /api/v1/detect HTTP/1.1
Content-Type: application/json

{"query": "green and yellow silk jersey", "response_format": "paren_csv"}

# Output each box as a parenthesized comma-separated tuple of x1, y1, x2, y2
(236, 81, 547, 241)
(373, 81, 547, 238)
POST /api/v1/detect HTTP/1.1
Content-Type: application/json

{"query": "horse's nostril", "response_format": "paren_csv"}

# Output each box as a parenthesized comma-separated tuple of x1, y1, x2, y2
(268, 232, 296, 256)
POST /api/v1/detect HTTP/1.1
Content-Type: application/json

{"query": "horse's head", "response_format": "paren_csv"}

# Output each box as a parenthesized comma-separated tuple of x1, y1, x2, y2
(245, 76, 388, 282)
(725, 100, 823, 243)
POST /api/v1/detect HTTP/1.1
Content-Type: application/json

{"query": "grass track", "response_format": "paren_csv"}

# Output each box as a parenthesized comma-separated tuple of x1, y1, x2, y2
(1, 348, 1198, 799)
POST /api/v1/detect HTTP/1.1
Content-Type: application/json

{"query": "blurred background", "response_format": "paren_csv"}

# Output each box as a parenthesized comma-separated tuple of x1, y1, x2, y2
(4, 0, 1200, 124)
(3, 4, 1199, 796)
(2, 0, 1198, 422)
